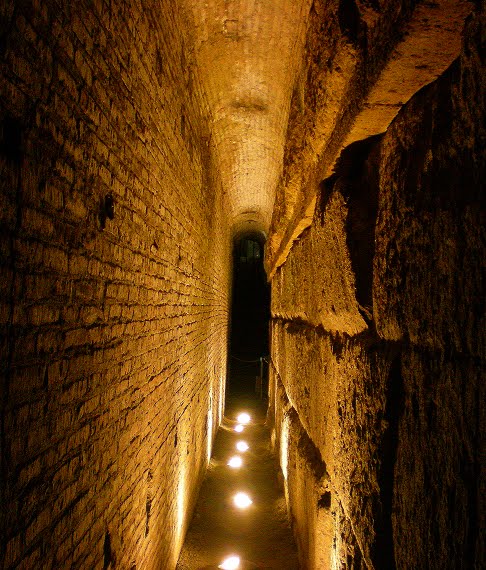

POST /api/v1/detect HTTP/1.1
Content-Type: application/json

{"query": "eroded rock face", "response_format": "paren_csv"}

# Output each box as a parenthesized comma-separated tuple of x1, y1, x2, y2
(268, 5, 485, 568)
(266, 0, 474, 278)
(375, 8, 485, 568)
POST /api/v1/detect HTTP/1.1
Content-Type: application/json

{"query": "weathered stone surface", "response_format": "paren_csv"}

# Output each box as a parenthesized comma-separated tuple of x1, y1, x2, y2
(270, 318, 397, 569)
(373, 8, 486, 568)
(374, 17, 485, 357)
(342, 0, 473, 148)
(272, 133, 381, 336)
(268, 371, 333, 569)
(272, 189, 367, 335)
(268, 5, 485, 569)
(393, 349, 483, 570)
(0, 0, 483, 568)
(266, 0, 474, 278)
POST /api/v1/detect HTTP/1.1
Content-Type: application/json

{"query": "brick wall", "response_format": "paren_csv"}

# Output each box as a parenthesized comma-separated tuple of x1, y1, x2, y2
(268, 6, 485, 569)
(0, 1, 231, 568)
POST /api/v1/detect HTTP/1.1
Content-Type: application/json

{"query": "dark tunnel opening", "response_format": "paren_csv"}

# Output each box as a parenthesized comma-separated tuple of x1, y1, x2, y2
(227, 234, 271, 402)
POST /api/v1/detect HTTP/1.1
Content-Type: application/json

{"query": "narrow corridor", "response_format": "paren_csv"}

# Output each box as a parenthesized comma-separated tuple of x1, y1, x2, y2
(177, 372, 298, 569)
(0, 2, 483, 568)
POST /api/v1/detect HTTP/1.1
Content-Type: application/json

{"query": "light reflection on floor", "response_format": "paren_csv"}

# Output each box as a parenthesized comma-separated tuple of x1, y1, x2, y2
(176, 398, 299, 569)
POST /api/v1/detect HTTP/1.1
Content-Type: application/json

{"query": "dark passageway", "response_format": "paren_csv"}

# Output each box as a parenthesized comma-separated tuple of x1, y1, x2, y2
(228, 236, 270, 402)
(177, 237, 296, 569)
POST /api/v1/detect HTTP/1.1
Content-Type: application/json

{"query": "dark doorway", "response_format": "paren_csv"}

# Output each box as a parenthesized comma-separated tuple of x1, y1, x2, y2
(227, 234, 270, 402)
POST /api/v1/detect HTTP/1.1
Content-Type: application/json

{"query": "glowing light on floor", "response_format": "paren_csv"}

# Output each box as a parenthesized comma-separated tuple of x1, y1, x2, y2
(207, 398, 213, 464)
(236, 441, 249, 452)
(227, 456, 243, 468)
(233, 492, 252, 509)
(237, 412, 251, 424)
(234, 424, 244, 433)
(218, 555, 240, 570)
(281, 414, 290, 481)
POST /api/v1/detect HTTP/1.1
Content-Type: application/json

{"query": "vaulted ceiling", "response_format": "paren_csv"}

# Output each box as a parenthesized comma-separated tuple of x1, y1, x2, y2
(182, 0, 312, 239)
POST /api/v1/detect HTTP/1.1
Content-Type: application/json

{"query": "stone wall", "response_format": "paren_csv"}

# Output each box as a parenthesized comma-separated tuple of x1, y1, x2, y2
(268, 5, 484, 569)
(0, 1, 230, 568)
(266, 0, 474, 278)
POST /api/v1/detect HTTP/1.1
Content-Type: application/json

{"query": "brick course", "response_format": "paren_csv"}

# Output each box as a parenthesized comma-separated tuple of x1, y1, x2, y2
(0, 1, 230, 568)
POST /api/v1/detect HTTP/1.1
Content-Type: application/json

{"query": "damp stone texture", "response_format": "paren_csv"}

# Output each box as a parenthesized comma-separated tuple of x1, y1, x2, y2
(268, 4, 485, 569)
(0, 1, 231, 568)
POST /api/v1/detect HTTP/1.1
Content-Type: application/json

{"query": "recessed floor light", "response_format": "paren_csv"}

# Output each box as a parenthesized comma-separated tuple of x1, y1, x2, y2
(227, 456, 243, 468)
(218, 555, 240, 569)
(234, 424, 244, 433)
(233, 492, 252, 509)
(236, 441, 249, 452)
(237, 412, 251, 424)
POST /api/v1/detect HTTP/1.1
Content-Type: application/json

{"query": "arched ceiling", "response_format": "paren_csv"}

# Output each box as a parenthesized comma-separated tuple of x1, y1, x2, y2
(182, 0, 312, 237)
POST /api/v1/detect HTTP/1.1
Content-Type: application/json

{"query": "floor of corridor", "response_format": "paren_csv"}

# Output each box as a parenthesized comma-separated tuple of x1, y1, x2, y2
(176, 365, 299, 569)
